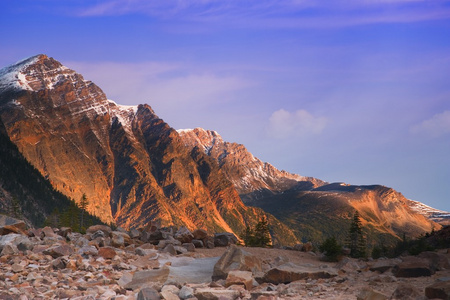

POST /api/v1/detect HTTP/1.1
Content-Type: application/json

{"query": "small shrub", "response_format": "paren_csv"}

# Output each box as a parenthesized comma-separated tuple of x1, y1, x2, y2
(319, 237, 342, 262)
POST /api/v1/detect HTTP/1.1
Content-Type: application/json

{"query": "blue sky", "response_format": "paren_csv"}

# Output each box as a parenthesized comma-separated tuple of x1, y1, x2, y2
(1, 0, 450, 211)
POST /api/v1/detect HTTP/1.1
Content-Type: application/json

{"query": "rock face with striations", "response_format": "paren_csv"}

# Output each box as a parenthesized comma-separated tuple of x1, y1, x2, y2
(0, 55, 298, 245)
(178, 128, 326, 204)
(178, 129, 440, 244)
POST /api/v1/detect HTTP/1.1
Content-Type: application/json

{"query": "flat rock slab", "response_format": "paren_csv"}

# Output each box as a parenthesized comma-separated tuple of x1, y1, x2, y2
(125, 268, 170, 290)
(165, 257, 220, 285)
(261, 263, 338, 284)
(393, 257, 434, 278)
(194, 288, 240, 300)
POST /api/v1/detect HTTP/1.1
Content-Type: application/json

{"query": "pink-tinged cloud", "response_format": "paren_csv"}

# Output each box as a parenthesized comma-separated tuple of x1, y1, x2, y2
(65, 60, 253, 109)
(411, 110, 450, 138)
(267, 109, 327, 139)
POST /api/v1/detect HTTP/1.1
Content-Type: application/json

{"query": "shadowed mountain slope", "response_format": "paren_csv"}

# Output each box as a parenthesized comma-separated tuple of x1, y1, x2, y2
(0, 55, 298, 245)
(178, 129, 441, 246)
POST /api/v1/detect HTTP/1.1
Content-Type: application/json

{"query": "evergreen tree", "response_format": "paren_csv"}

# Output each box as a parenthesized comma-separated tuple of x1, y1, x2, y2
(320, 236, 342, 262)
(10, 196, 22, 218)
(243, 225, 255, 246)
(242, 217, 272, 247)
(254, 216, 271, 247)
(44, 208, 61, 228)
(79, 193, 88, 232)
(346, 211, 367, 258)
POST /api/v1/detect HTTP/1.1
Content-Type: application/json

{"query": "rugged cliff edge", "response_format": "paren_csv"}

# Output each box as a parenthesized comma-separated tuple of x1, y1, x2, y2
(178, 128, 442, 245)
(0, 55, 298, 245)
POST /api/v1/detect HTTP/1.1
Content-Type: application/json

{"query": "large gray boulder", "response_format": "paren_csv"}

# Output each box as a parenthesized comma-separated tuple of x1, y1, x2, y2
(0, 215, 27, 235)
(214, 232, 238, 247)
(212, 245, 262, 280)
(261, 263, 338, 284)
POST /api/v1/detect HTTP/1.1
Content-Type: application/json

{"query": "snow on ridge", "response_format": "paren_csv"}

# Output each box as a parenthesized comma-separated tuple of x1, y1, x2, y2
(407, 199, 449, 219)
(0, 55, 41, 91)
(176, 128, 194, 133)
(107, 99, 138, 139)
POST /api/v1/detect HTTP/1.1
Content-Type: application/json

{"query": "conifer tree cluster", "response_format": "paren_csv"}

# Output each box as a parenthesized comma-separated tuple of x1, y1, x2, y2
(346, 211, 367, 258)
(44, 194, 104, 233)
(242, 217, 272, 247)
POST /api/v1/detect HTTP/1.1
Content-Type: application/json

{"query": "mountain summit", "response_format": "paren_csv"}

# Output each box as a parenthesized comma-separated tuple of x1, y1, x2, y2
(177, 128, 326, 203)
(0, 55, 442, 246)
(0, 54, 298, 245)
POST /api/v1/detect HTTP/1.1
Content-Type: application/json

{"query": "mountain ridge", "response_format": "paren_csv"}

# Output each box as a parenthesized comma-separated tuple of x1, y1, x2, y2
(0, 54, 298, 245)
(177, 128, 443, 245)
(0, 54, 443, 246)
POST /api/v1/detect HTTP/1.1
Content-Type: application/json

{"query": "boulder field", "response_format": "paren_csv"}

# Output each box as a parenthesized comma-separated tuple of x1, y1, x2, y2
(0, 220, 449, 299)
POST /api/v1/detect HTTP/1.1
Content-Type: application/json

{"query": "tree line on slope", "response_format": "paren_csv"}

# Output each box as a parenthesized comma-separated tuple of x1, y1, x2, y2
(320, 210, 447, 261)
(0, 120, 104, 230)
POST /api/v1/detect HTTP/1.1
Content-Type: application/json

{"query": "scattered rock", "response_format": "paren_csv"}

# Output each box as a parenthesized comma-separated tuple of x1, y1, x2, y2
(214, 233, 238, 247)
(369, 258, 399, 273)
(193, 229, 208, 240)
(125, 268, 170, 290)
(418, 251, 450, 271)
(130, 228, 141, 239)
(261, 263, 337, 284)
(43, 244, 74, 258)
(213, 245, 262, 280)
(0, 215, 27, 235)
(161, 285, 180, 300)
(425, 281, 450, 300)
(86, 225, 112, 236)
(182, 243, 195, 252)
(302, 242, 313, 252)
(357, 287, 388, 300)
(393, 256, 435, 278)
(194, 287, 240, 300)
(390, 283, 423, 300)
(179, 286, 195, 299)
(225, 270, 254, 290)
(58, 227, 72, 237)
(293, 243, 303, 251)
(137, 287, 160, 300)
(192, 239, 204, 248)
(41, 226, 57, 238)
(98, 246, 117, 259)
(163, 244, 177, 256)
(111, 231, 126, 247)
(175, 227, 194, 244)
(51, 257, 68, 269)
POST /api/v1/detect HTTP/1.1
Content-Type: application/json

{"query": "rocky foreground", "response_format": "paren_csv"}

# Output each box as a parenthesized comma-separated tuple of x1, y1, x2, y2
(0, 219, 449, 299)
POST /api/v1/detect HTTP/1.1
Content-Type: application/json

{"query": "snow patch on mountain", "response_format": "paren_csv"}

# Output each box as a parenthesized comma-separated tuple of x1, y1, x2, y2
(0, 55, 40, 92)
(108, 99, 138, 139)
(407, 199, 450, 224)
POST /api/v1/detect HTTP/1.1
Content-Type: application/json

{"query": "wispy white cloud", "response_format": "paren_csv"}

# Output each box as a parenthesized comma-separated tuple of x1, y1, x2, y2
(65, 60, 253, 110)
(267, 109, 327, 139)
(410, 110, 450, 138)
(77, 0, 450, 28)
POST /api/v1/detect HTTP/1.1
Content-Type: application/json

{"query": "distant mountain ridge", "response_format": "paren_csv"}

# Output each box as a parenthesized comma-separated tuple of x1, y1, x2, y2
(0, 54, 443, 246)
(0, 54, 298, 245)
(178, 128, 443, 245)
(177, 128, 326, 203)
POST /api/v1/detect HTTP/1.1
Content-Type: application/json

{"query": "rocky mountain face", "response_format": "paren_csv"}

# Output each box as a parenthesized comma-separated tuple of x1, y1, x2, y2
(0, 118, 75, 226)
(177, 128, 326, 203)
(0, 55, 298, 245)
(178, 129, 441, 245)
